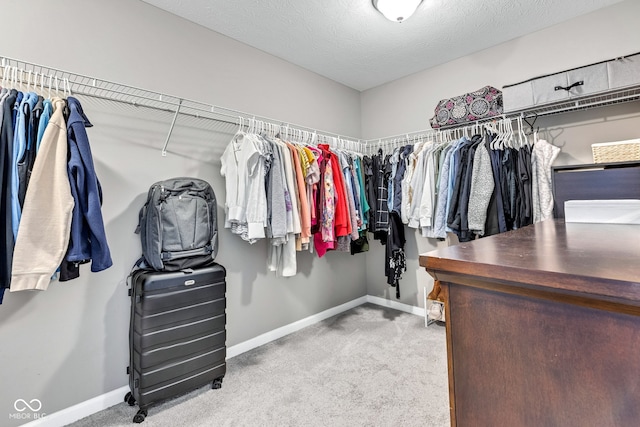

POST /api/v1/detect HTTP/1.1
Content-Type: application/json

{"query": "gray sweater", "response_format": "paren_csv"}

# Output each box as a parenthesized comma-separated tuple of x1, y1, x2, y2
(467, 142, 495, 236)
(532, 139, 561, 223)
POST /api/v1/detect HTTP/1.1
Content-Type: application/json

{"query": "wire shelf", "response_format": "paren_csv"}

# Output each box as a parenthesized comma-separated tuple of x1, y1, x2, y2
(2, 55, 638, 155)
(0, 55, 365, 152)
(504, 86, 640, 118)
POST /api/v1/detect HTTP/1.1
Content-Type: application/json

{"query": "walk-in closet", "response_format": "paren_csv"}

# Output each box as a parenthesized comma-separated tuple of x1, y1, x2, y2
(1, 1, 639, 426)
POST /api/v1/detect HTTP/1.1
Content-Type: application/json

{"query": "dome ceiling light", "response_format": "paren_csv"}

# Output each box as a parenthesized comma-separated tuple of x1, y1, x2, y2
(372, 0, 423, 23)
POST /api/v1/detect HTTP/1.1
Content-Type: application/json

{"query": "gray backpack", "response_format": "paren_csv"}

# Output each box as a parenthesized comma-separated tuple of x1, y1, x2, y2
(136, 177, 218, 271)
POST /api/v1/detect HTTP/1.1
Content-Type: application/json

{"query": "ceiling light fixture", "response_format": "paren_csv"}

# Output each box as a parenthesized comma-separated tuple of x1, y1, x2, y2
(372, 0, 423, 23)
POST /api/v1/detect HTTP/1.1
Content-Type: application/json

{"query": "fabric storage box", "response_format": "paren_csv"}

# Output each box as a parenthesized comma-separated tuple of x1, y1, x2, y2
(607, 53, 640, 89)
(429, 86, 503, 128)
(591, 139, 640, 163)
(503, 52, 640, 113)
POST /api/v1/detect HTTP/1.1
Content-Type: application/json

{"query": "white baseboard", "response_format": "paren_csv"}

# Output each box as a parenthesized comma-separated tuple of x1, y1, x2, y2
(226, 295, 368, 358)
(366, 295, 426, 318)
(21, 386, 129, 427)
(27, 294, 424, 427)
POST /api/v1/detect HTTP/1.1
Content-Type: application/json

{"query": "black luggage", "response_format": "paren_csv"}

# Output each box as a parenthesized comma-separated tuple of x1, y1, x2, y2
(124, 263, 227, 423)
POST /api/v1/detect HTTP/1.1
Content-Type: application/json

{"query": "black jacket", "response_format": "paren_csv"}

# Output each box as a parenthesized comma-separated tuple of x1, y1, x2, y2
(0, 90, 18, 301)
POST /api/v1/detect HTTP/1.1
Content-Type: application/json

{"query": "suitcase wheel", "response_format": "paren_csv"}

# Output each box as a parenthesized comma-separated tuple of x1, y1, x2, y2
(212, 377, 223, 390)
(124, 392, 136, 406)
(133, 409, 147, 423)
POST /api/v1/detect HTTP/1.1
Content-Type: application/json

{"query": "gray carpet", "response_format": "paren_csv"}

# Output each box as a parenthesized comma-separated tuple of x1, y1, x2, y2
(69, 303, 450, 426)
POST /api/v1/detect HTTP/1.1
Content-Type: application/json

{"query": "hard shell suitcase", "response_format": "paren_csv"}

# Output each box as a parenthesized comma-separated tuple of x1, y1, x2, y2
(124, 263, 227, 423)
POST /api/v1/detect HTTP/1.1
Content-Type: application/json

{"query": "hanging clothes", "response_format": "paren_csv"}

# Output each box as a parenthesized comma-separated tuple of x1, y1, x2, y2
(62, 97, 113, 274)
(517, 144, 533, 228)
(447, 136, 480, 241)
(11, 91, 37, 238)
(373, 150, 390, 243)
(363, 154, 376, 232)
(354, 156, 369, 231)
(36, 99, 52, 153)
(0, 81, 112, 296)
(219, 117, 561, 288)
(17, 92, 38, 208)
(337, 150, 359, 241)
(287, 142, 311, 246)
(467, 137, 495, 237)
(10, 98, 74, 291)
(531, 139, 561, 222)
(391, 145, 412, 215)
(22, 95, 44, 193)
(385, 212, 406, 299)
(221, 129, 369, 274)
(431, 143, 454, 239)
(220, 131, 268, 243)
(315, 144, 336, 257)
(488, 136, 508, 234)
(0, 89, 17, 302)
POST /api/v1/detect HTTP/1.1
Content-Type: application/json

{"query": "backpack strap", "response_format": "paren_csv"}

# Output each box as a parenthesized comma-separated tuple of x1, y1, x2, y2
(134, 202, 147, 235)
(127, 256, 149, 279)
(160, 244, 213, 261)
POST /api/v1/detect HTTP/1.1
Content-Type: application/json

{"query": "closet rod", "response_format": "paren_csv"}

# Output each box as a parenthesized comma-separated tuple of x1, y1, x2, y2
(0, 55, 364, 148)
(370, 128, 437, 143)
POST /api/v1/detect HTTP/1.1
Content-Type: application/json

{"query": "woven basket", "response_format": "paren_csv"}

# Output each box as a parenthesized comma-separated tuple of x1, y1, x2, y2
(592, 139, 640, 163)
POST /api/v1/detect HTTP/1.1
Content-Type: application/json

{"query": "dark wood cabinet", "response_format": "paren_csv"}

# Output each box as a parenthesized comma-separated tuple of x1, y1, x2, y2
(552, 160, 640, 218)
(420, 220, 640, 427)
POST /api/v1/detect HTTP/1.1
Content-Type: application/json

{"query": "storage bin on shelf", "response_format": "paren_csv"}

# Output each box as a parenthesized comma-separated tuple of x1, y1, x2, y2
(591, 139, 640, 163)
(502, 52, 640, 115)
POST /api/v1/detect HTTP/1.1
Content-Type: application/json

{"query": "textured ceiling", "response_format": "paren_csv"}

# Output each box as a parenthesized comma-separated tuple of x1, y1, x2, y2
(140, 0, 624, 91)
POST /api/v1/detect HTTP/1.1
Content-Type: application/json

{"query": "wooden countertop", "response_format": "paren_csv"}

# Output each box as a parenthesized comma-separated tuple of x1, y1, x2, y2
(420, 219, 640, 308)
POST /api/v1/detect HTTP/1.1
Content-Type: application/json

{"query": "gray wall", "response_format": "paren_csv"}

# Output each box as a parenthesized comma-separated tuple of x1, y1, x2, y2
(361, 0, 640, 307)
(0, 0, 365, 425)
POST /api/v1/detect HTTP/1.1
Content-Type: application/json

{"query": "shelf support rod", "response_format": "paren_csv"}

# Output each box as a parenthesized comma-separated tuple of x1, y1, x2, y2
(162, 99, 182, 156)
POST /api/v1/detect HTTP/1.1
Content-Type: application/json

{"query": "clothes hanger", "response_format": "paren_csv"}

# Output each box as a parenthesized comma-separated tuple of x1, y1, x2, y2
(502, 119, 511, 149)
(2, 64, 10, 88)
(25, 70, 31, 92)
(500, 120, 509, 149)
(12, 67, 18, 90)
(34, 72, 42, 95)
(517, 116, 527, 148)
(485, 121, 499, 150)
(503, 119, 512, 149)
(523, 114, 539, 137)
(497, 120, 509, 150)
(506, 119, 515, 149)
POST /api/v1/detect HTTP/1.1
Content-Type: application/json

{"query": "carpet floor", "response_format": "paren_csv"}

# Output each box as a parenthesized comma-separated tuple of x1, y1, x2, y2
(69, 303, 450, 426)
